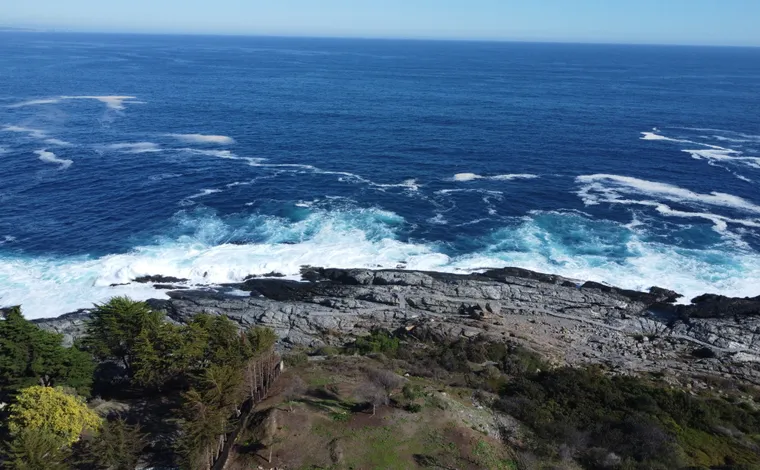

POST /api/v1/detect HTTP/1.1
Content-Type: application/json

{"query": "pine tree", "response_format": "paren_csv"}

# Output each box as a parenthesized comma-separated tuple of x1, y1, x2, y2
(83, 297, 164, 376)
(76, 418, 146, 470)
(3, 428, 71, 470)
(0, 307, 94, 401)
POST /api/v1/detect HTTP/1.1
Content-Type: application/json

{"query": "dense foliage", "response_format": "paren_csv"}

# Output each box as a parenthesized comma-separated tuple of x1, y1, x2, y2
(0, 298, 280, 470)
(348, 328, 401, 356)
(7, 386, 101, 446)
(498, 367, 760, 469)
(0, 307, 94, 401)
(3, 428, 73, 470)
(74, 418, 146, 470)
(83, 296, 163, 376)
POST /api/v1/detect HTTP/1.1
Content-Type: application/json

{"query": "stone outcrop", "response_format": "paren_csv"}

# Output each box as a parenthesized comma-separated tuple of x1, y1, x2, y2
(32, 267, 760, 385)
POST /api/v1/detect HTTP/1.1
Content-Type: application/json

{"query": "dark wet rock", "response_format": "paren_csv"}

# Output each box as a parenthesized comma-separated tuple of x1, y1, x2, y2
(243, 272, 286, 281)
(692, 347, 717, 359)
(679, 294, 760, 319)
(133, 275, 188, 284)
(648, 287, 683, 303)
(153, 284, 189, 290)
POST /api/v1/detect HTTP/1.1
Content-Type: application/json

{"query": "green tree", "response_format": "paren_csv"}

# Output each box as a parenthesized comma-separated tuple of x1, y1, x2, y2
(7, 386, 101, 446)
(84, 297, 164, 375)
(176, 365, 245, 470)
(187, 314, 252, 369)
(132, 321, 191, 389)
(76, 418, 146, 470)
(2, 428, 71, 470)
(246, 326, 278, 357)
(0, 307, 94, 401)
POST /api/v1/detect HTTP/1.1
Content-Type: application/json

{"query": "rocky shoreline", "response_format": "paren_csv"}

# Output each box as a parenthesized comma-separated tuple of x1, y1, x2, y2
(33, 267, 760, 386)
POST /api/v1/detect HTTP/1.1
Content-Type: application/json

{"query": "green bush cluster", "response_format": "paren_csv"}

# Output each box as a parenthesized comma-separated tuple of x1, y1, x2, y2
(398, 336, 548, 392)
(349, 329, 401, 357)
(496, 367, 760, 469)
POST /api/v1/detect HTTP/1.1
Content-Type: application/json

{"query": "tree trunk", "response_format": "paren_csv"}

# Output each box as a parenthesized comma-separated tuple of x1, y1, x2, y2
(372, 404, 376, 416)
(268, 447, 273, 463)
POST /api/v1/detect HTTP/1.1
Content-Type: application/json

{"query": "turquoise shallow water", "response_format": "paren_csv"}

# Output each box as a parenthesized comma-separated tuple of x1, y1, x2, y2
(1, 33, 760, 318)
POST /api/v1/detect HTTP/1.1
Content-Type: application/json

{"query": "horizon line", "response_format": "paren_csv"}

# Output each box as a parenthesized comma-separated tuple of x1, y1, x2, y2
(1, 27, 759, 49)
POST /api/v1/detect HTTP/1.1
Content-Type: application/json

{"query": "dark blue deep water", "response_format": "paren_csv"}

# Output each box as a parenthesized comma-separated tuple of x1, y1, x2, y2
(2, 33, 760, 317)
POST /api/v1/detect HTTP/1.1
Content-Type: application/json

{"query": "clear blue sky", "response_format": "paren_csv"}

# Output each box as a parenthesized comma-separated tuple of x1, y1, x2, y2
(3, 0, 759, 46)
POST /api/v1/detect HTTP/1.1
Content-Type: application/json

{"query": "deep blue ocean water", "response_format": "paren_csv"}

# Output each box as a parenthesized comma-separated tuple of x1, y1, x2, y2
(1, 33, 760, 318)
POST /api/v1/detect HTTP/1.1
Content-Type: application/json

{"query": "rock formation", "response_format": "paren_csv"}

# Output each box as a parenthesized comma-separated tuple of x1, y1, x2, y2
(33, 267, 760, 385)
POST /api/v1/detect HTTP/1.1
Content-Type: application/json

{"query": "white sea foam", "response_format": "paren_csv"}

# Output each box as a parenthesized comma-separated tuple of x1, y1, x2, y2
(676, 127, 760, 141)
(44, 138, 72, 146)
(6, 98, 62, 108)
(8, 95, 139, 110)
(577, 174, 760, 214)
(453, 172, 538, 182)
(447, 215, 760, 304)
(34, 149, 73, 169)
(371, 179, 420, 191)
(490, 174, 539, 181)
(62, 95, 138, 110)
(427, 214, 448, 225)
(226, 181, 252, 188)
(640, 131, 725, 150)
(453, 172, 481, 181)
(108, 142, 162, 153)
(0, 209, 448, 318)
(180, 148, 240, 159)
(169, 134, 236, 145)
(2, 125, 48, 139)
(684, 149, 760, 170)
(182, 146, 418, 192)
(5, 209, 760, 319)
(186, 189, 223, 200)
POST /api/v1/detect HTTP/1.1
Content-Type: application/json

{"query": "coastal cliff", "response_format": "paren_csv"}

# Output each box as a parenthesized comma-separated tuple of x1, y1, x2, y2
(34, 267, 760, 385)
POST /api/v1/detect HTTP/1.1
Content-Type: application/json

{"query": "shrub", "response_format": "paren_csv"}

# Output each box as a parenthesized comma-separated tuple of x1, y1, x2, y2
(351, 330, 400, 357)
(497, 367, 760, 468)
(8, 386, 102, 446)
(405, 403, 423, 413)
(284, 351, 309, 368)
(402, 383, 424, 400)
(314, 345, 340, 356)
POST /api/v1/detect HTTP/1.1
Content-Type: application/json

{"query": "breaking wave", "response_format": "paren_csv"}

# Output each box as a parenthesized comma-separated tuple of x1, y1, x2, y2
(4, 206, 760, 319)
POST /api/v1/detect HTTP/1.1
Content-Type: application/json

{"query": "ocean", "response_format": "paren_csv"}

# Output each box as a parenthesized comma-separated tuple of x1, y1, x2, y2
(1, 32, 759, 319)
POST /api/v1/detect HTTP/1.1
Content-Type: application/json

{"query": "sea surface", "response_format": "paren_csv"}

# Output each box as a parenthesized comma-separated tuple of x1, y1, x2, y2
(1, 33, 760, 319)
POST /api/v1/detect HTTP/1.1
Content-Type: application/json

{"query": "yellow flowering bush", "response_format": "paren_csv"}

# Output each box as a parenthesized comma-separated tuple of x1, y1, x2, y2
(8, 386, 101, 446)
